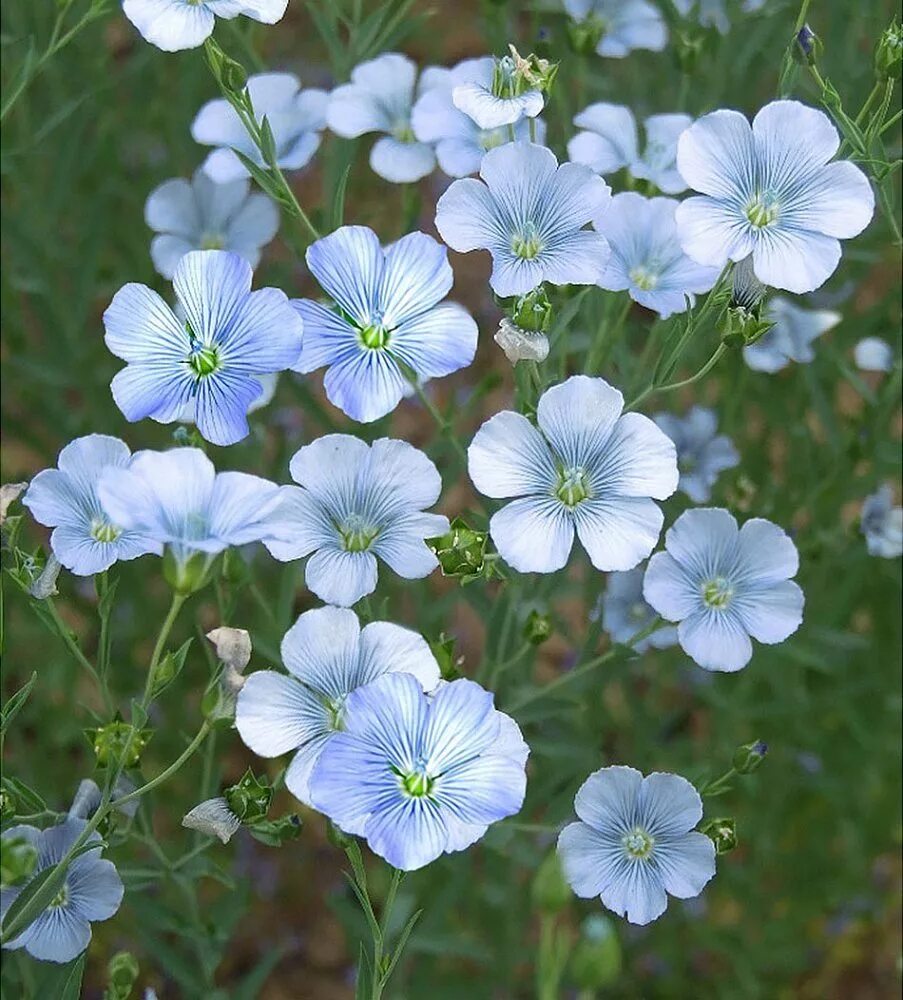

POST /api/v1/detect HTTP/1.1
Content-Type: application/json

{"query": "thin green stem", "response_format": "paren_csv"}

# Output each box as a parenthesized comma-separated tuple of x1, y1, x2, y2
(141, 593, 186, 708)
(112, 722, 213, 811)
(42, 598, 113, 715)
(412, 381, 468, 463)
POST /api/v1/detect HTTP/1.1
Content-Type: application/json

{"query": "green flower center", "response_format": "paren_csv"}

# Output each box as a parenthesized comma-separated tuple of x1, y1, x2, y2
(200, 233, 225, 250)
(392, 121, 415, 143)
(555, 467, 591, 507)
(745, 193, 780, 228)
(360, 325, 390, 350)
(629, 264, 659, 291)
(401, 769, 434, 798)
(702, 576, 734, 609)
(340, 514, 379, 553)
(511, 222, 543, 260)
(622, 827, 654, 859)
(628, 601, 648, 623)
(48, 883, 70, 909)
(90, 517, 122, 544)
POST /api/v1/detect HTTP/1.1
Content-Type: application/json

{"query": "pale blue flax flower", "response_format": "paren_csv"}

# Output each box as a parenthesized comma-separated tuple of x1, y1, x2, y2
(450, 52, 544, 130)
(557, 766, 715, 925)
(595, 194, 720, 318)
(262, 435, 449, 607)
(309, 673, 528, 871)
(103, 250, 303, 446)
(326, 53, 436, 183)
(98, 447, 281, 585)
(235, 606, 441, 806)
(291, 226, 477, 422)
(411, 57, 544, 178)
(568, 104, 692, 194)
(854, 337, 894, 373)
(643, 508, 804, 672)
(23, 435, 160, 576)
(598, 567, 678, 652)
(1, 818, 123, 963)
(122, 0, 288, 52)
(468, 375, 678, 573)
(145, 168, 279, 279)
(675, 100, 874, 294)
(435, 142, 611, 298)
(860, 485, 903, 558)
(652, 406, 739, 503)
(743, 296, 840, 373)
(562, 0, 667, 58)
(192, 72, 327, 184)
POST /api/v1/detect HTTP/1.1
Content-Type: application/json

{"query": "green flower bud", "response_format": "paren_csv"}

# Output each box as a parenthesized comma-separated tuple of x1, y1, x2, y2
(875, 18, 902, 80)
(523, 609, 552, 646)
(569, 915, 622, 989)
(531, 851, 572, 913)
(87, 718, 153, 768)
(224, 769, 272, 825)
(172, 425, 206, 449)
(163, 548, 211, 595)
(701, 816, 738, 854)
(732, 740, 768, 774)
(427, 516, 487, 580)
(326, 819, 354, 850)
(248, 813, 303, 847)
(512, 284, 553, 333)
(792, 24, 821, 66)
(0, 788, 15, 821)
(429, 632, 464, 680)
(0, 835, 38, 886)
(104, 951, 140, 1000)
(720, 306, 774, 349)
(505, 45, 558, 95)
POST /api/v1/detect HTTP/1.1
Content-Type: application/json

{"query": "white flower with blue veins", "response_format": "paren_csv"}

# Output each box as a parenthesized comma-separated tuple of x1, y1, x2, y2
(235, 606, 441, 807)
(675, 100, 875, 294)
(326, 53, 437, 183)
(1, 818, 123, 963)
(598, 567, 678, 652)
(562, 0, 667, 58)
(145, 169, 279, 279)
(23, 435, 160, 577)
(291, 226, 477, 423)
(468, 375, 678, 574)
(192, 72, 328, 184)
(450, 53, 544, 131)
(743, 296, 841, 373)
(262, 435, 449, 607)
(652, 406, 739, 503)
(309, 672, 529, 871)
(557, 766, 716, 926)
(122, 0, 288, 52)
(435, 142, 612, 298)
(595, 194, 720, 318)
(853, 336, 895, 373)
(860, 485, 903, 559)
(103, 250, 303, 446)
(97, 447, 282, 576)
(411, 57, 544, 178)
(643, 508, 805, 672)
(568, 103, 692, 194)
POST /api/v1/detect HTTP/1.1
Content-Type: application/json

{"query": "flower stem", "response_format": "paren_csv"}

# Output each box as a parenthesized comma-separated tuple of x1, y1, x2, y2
(141, 592, 186, 708)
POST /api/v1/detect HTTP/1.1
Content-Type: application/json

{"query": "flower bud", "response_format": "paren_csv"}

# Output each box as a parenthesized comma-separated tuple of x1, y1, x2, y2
(224, 769, 272, 825)
(0, 834, 38, 886)
(720, 306, 773, 349)
(569, 915, 622, 989)
(0, 788, 15, 822)
(793, 24, 821, 65)
(531, 851, 572, 913)
(427, 516, 487, 580)
(28, 554, 61, 599)
(105, 951, 140, 1000)
(495, 319, 550, 365)
(87, 718, 153, 768)
(875, 18, 902, 80)
(506, 45, 558, 94)
(701, 816, 738, 854)
(182, 796, 242, 844)
(523, 609, 552, 646)
(732, 740, 768, 774)
(0, 482, 27, 527)
(429, 632, 464, 680)
(163, 548, 210, 595)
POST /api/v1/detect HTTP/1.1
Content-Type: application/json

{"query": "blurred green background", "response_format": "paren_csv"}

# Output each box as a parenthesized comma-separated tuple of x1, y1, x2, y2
(1, 1, 901, 997)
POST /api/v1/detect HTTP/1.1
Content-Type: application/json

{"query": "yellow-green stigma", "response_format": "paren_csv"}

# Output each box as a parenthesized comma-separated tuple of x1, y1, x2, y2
(392, 122, 416, 143)
(340, 514, 379, 553)
(745, 193, 780, 229)
(360, 325, 390, 350)
(188, 343, 222, 379)
(401, 770, 434, 798)
(512, 222, 543, 260)
(702, 576, 733, 610)
(629, 265, 659, 291)
(90, 518, 122, 544)
(622, 827, 654, 860)
(200, 233, 225, 250)
(556, 467, 591, 507)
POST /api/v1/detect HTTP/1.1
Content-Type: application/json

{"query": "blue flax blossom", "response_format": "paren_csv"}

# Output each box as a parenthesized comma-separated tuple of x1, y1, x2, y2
(326, 53, 436, 183)
(192, 73, 327, 184)
(435, 142, 611, 298)
(23, 435, 159, 576)
(235, 606, 441, 806)
(309, 673, 528, 871)
(675, 100, 874, 294)
(262, 435, 449, 607)
(853, 337, 894, 373)
(292, 226, 477, 422)
(643, 508, 804, 672)
(468, 375, 678, 574)
(103, 250, 303, 446)
(568, 104, 692, 195)
(450, 52, 544, 131)
(97, 447, 281, 585)
(652, 406, 739, 503)
(562, 0, 667, 58)
(145, 169, 279, 279)
(122, 0, 288, 52)
(860, 486, 903, 559)
(411, 58, 544, 178)
(743, 296, 841, 373)
(597, 567, 678, 652)
(595, 194, 720, 318)
(557, 766, 715, 925)
(1, 818, 123, 963)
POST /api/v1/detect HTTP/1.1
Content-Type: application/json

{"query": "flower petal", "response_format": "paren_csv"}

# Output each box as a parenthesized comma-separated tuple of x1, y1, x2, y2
(468, 410, 557, 498)
(536, 375, 624, 469)
(489, 497, 575, 573)
(736, 580, 804, 644)
(574, 765, 643, 832)
(573, 496, 665, 572)
(678, 608, 752, 672)
(370, 136, 435, 183)
(305, 547, 378, 606)
(235, 670, 330, 756)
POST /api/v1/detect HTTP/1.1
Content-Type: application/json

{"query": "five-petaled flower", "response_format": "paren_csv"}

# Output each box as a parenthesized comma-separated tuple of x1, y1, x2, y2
(652, 406, 739, 503)
(562, 0, 667, 58)
(597, 567, 678, 652)
(743, 296, 841, 373)
(122, 0, 289, 52)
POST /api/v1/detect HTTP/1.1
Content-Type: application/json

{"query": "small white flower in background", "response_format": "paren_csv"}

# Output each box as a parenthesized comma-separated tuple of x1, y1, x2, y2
(595, 193, 720, 318)
(743, 297, 841, 373)
(326, 53, 436, 183)
(562, 0, 667, 58)
(860, 485, 903, 559)
(192, 73, 328, 184)
(568, 103, 692, 194)
(652, 406, 740, 503)
(182, 798, 242, 844)
(676, 100, 874, 294)
(145, 169, 279, 279)
(598, 567, 678, 652)
(122, 0, 289, 53)
(494, 318, 550, 364)
(450, 51, 544, 130)
(853, 336, 895, 373)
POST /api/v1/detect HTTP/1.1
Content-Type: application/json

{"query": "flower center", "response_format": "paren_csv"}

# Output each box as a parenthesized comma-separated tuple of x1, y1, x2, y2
(629, 264, 659, 291)
(745, 193, 780, 228)
(326, 694, 347, 730)
(90, 517, 122, 544)
(622, 827, 654, 859)
(340, 514, 379, 553)
(200, 232, 224, 250)
(702, 576, 734, 609)
(511, 221, 543, 260)
(392, 121, 415, 143)
(491, 56, 518, 97)
(48, 883, 70, 909)
(628, 601, 648, 623)
(187, 339, 222, 379)
(360, 324, 390, 350)
(400, 765, 434, 798)
(556, 467, 591, 507)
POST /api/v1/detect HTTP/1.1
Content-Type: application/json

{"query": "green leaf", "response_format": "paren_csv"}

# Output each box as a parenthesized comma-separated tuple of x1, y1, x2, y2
(331, 163, 352, 229)
(1, 861, 68, 943)
(0, 671, 37, 736)
(1, 776, 46, 814)
(151, 637, 192, 699)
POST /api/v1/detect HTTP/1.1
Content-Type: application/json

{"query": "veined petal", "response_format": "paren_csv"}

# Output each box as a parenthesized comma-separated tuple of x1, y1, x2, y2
(322, 349, 410, 422)
(574, 765, 643, 831)
(674, 196, 754, 268)
(468, 410, 557, 498)
(390, 303, 478, 380)
(643, 551, 701, 621)
(145, 177, 201, 237)
(207, 470, 281, 545)
(235, 670, 329, 756)
(573, 496, 665, 572)
(280, 605, 361, 694)
(536, 375, 624, 469)
(655, 832, 716, 899)
(751, 228, 841, 294)
(735, 517, 799, 583)
(122, 0, 214, 51)
(752, 99, 839, 173)
(370, 137, 436, 183)
(379, 232, 452, 326)
(103, 283, 188, 362)
(305, 547, 378, 606)
(589, 412, 678, 499)
(357, 620, 441, 691)
(172, 250, 253, 345)
(305, 226, 382, 328)
(288, 434, 370, 502)
(452, 83, 543, 129)
(676, 109, 754, 201)
(292, 300, 355, 372)
(557, 821, 612, 898)
(489, 496, 575, 573)
(372, 512, 447, 579)
(638, 772, 703, 836)
(736, 580, 804, 644)
(261, 485, 335, 561)
(678, 607, 752, 672)
(434, 177, 504, 252)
